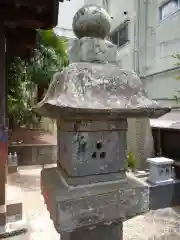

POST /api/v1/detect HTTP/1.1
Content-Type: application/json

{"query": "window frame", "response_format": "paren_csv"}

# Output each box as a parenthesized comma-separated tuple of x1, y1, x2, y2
(102, 0, 109, 12)
(159, 0, 180, 21)
(109, 20, 130, 49)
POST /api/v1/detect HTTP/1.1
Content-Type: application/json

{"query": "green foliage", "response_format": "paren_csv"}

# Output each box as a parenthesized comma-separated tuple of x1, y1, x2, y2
(8, 57, 37, 127)
(37, 30, 68, 66)
(28, 30, 68, 86)
(173, 53, 180, 80)
(127, 152, 137, 171)
(8, 29, 68, 128)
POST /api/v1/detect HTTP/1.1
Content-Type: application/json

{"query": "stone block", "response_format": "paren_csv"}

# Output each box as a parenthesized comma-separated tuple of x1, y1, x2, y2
(57, 120, 127, 185)
(41, 167, 149, 233)
(147, 157, 174, 185)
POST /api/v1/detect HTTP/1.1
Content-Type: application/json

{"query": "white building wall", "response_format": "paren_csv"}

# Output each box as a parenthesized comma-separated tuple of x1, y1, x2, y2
(142, 0, 180, 105)
(89, 0, 180, 106)
(145, 0, 180, 75)
(110, 0, 135, 70)
(84, 0, 103, 6)
(55, 0, 85, 39)
(84, 0, 136, 70)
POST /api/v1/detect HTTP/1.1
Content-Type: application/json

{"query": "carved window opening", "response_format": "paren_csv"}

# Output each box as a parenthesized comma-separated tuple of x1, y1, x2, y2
(92, 152, 97, 159)
(159, 168, 164, 175)
(166, 168, 170, 174)
(96, 141, 103, 150)
(100, 152, 106, 159)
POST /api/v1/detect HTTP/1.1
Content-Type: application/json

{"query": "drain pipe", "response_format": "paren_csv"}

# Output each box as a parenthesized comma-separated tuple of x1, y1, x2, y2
(133, 0, 140, 74)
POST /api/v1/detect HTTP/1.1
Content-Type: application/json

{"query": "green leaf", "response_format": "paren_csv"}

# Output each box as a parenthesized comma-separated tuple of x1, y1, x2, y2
(8, 28, 68, 127)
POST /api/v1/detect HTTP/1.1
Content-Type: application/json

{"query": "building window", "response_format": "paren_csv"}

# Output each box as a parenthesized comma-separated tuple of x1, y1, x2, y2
(159, 0, 180, 20)
(110, 21, 129, 48)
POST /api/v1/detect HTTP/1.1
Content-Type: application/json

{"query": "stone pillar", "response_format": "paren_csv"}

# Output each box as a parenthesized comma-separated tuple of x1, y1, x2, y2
(127, 118, 154, 170)
(61, 222, 123, 240)
(0, 26, 7, 226)
(36, 5, 170, 240)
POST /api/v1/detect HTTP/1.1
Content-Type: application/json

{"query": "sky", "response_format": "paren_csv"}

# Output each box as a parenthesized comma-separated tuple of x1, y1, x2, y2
(55, 0, 85, 38)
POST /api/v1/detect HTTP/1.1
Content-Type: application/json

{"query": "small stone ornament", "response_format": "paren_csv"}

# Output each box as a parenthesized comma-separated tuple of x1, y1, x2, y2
(147, 157, 174, 185)
(72, 4, 111, 39)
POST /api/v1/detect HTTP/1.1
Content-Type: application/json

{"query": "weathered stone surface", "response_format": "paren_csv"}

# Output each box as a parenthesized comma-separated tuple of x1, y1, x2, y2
(41, 168, 149, 233)
(147, 157, 174, 185)
(57, 120, 127, 183)
(34, 5, 170, 120)
(34, 4, 174, 239)
(34, 62, 170, 120)
(69, 38, 117, 63)
(72, 5, 111, 39)
(61, 222, 123, 240)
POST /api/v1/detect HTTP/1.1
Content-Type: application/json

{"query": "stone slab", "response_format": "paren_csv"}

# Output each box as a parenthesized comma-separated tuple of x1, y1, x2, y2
(147, 178, 174, 185)
(41, 167, 149, 233)
(147, 157, 174, 165)
(57, 165, 126, 186)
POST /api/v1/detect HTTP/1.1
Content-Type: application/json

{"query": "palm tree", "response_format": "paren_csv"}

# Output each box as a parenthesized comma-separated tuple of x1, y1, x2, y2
(28, 29, 68, 102)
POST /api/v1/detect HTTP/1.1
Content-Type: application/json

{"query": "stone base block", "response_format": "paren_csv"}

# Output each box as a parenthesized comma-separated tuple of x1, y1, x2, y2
(41, 167, 149, 233)
(149, 179, 180, 210)
(58, 164, 126, 186)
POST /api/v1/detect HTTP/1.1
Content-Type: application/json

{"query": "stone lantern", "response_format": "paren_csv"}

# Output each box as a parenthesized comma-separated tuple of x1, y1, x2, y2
(34, 4, 171, 240)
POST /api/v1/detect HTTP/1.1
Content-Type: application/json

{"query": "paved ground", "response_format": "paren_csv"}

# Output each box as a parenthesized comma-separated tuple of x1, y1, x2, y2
(6, 166, 180, 240)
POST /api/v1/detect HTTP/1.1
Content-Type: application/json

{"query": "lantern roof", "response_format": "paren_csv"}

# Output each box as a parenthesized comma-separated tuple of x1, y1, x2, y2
(34, 5, 171, 120)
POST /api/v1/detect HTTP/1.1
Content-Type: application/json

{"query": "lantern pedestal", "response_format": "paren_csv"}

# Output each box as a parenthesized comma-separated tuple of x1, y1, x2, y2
(41, 168, 149, 235)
